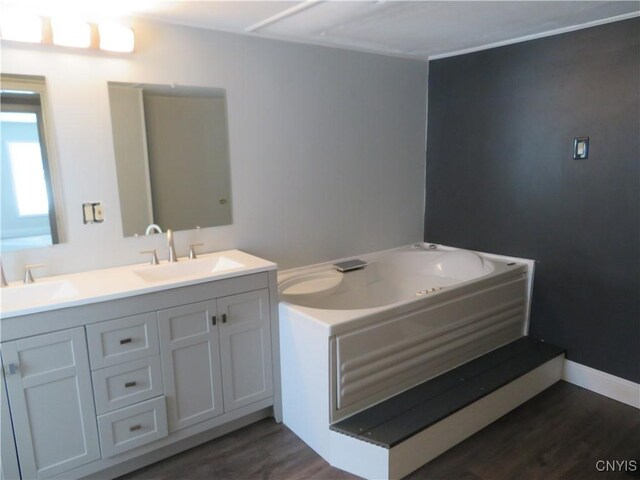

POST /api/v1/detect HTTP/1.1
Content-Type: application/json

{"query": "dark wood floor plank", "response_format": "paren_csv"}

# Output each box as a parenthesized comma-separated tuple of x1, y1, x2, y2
(120, 382, 638, 480)
(410, 382, 639, 480)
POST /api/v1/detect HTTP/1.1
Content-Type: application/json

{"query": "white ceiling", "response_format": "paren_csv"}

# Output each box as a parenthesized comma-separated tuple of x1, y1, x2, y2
(5, 1, 640, 60)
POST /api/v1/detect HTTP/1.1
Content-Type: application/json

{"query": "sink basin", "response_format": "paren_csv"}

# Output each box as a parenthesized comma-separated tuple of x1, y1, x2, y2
(133, 255, 245, 283)
(1, 280, 79, 311)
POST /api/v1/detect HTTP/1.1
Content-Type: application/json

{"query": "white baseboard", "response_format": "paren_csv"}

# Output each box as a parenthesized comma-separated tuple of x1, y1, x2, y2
(562, 360, 639, 409)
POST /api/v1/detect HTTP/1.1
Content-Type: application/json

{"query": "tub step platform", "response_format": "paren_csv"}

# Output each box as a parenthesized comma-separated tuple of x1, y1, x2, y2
(328, 336, 565, 479)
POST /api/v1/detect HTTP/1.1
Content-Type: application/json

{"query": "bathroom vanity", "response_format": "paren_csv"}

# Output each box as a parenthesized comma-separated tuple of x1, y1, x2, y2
(0, 250, 280, 480)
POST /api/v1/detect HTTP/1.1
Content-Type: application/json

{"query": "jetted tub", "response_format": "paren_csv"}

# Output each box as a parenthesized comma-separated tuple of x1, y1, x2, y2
(280, 248, 495, 311)
(278, 244, 534, 461)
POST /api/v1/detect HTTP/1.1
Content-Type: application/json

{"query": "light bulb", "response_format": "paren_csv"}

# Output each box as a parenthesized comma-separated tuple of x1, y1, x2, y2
(99, 23, 134, 53)
(51, 17, 91, 48)
(0, 14, 43, 43)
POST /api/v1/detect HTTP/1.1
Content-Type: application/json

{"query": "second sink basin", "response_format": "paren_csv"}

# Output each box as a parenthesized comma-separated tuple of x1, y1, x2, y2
(133, 255, 245, 283)
(1, 280, 79, 311)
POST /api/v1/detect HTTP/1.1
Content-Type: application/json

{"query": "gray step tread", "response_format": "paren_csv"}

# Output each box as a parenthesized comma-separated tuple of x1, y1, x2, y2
(330, 336, 565, 448)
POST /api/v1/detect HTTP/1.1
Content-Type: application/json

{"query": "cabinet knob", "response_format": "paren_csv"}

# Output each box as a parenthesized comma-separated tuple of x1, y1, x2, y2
(222, 313, 227, 323)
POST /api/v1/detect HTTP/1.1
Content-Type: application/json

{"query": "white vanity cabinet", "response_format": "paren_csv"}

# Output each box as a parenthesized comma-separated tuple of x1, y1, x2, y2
(1, 359, 20, 480)
(87, 313, 168, 459)
(0, 261, 281, 480)
(217, 289, 273, 411)
(1, 328, 101, 479)
(86, 312, 160, 369)
(158, 288, 273, 432)
(158, 300, 224, 432)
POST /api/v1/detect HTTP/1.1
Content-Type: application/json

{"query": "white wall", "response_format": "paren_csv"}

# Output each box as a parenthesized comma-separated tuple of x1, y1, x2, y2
(0, 19, 427, 280)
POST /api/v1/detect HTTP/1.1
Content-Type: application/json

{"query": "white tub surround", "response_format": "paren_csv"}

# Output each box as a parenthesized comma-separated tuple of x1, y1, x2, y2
(279, 244, 553, 478)
(0, 250, 281, 480)
(280, 245, 531, 423)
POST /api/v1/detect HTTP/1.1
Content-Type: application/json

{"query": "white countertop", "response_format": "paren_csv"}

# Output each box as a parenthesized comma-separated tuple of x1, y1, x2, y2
(0, 249, 276, 319)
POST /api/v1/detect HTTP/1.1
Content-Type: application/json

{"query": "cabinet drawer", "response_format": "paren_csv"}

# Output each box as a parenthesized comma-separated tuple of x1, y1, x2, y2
(92, 356, 164, 414)
(97, 396, 168, 458)
(87, 313, 159, 369)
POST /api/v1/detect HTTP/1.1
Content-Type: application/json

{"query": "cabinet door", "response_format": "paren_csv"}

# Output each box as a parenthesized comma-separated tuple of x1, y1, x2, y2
(158, 301, 223, 432)
(218, 289, 273, 412)
(1, 358, 20, 480)
(1, 328, 100, 479)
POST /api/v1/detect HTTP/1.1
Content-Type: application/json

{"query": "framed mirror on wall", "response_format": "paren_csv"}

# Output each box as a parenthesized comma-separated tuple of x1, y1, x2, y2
(108, 82, 233, 237)
(0, 75, 64, 252)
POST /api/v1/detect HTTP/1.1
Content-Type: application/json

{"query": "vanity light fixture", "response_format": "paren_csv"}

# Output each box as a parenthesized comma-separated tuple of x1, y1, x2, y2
(51, 17, 91, 48)
(98, 23, 135, 53)
(0, 13, 43, 43)
(1, 14, 134, 54)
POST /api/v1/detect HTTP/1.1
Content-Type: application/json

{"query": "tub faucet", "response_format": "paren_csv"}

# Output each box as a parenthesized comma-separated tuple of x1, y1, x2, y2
(167, 229, 178, 262)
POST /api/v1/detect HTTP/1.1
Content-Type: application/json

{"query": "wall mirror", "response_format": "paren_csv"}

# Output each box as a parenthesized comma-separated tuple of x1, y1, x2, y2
(1, 75, 62, 252)
(108, 82, 232, 237)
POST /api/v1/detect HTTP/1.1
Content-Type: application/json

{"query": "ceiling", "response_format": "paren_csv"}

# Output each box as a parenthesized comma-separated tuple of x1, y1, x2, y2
(4, 1, 640, 60)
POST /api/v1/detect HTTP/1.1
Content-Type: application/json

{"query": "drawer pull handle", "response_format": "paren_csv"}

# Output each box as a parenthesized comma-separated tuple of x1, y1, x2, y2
(212, 315, 216, 326)
(129, 424, 142, 432)
(119, 338, 133, 345)
(124, 381, 137, 388)
(222, 313, 227, 323)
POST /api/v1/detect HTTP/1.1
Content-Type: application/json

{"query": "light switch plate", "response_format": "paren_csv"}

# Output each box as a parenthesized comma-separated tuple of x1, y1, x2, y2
(83, 202, 104, 224)
(93, 203, 104, 222)
(573, 137, 589, 160)
(83, 203, 95, 224)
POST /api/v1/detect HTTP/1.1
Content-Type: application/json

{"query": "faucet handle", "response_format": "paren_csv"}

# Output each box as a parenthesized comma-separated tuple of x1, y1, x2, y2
(188, 243, 204, 260)
(140, 250, 159, 265)
(24, 264, 45, 284)
(1, 258, 7, 288)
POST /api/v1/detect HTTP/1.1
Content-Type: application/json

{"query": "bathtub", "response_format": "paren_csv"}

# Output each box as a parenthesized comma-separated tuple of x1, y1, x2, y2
(281, 248, 498, 311)
(278, 244, 534, 461)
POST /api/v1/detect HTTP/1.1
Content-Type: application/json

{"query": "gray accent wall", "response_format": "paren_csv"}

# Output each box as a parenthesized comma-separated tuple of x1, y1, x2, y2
(424, 19, 639, 383)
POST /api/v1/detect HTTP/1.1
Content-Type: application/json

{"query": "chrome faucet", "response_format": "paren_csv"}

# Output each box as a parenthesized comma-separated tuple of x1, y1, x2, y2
(167, 229, 178, 262)
(145, 224, 162, 235)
